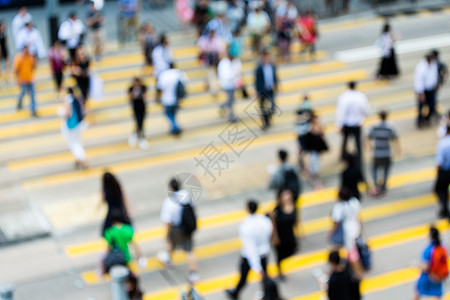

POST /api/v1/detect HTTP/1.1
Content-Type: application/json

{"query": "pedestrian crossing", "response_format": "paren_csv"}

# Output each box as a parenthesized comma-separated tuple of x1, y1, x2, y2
(1, 11, 449, 299)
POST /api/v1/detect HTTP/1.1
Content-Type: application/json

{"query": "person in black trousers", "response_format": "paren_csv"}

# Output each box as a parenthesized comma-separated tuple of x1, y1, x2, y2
(128, 77, 148, 150)
(435, 125, 450, 219)
(341, 152, 365, 200)
(255, 50, 278, 131)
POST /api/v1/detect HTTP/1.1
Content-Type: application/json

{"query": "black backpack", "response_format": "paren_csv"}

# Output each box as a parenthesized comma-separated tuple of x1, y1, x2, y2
(282, 169, 300, 199)
(176, 80, 187, 101)
(180, 204, 197, 236)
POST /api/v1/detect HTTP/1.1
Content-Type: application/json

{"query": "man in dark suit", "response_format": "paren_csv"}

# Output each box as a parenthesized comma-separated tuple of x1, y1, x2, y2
(255, 50, 278, 130)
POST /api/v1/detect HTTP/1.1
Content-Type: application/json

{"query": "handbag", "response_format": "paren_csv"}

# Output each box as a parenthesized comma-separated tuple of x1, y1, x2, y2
(330, 222, 344, 246)
(103, 242, 126, 273)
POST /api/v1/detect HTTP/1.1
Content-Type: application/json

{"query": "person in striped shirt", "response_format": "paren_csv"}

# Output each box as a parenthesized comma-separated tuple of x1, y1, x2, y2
(367, 110, 400, 196)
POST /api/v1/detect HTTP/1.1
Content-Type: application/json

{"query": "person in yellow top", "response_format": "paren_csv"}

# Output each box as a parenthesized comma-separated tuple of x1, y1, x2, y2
(13, 44, 37, 117)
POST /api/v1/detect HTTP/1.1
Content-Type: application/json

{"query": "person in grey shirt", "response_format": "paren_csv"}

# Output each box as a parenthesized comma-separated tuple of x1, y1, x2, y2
(367, 110, 400, 196)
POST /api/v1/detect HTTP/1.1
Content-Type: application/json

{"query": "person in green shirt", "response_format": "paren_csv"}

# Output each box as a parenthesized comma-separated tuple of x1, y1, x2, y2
(103, 209, 145, 270)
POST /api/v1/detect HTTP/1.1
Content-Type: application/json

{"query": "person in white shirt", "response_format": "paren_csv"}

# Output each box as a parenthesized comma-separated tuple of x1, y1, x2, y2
(15, 22, 46, 59)
(336, 81, 370, 163)
(218, 52, 241, 123)
(11, 7, 33, 48)
(159, 177, 199, 282)
(414, 52, 439, 128)
(247, 4, 270, 54)
(58, 12, 85, 60)
(225, 200, 273, 300)
(152, 34, 173, 78)
(156, 63, 188, 135)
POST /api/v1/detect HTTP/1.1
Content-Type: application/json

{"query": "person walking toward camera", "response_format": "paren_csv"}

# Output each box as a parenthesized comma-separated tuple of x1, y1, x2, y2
(128, 77, 148, 150)
(225, 200, 273, 300)
(14, 45, 37, 117)
(159, 177, 199, 282)
(435, 125, 450, 219)
(415, 52, 439, 128)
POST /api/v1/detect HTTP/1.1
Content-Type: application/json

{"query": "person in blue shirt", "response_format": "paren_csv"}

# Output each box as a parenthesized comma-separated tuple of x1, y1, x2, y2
(414, 226, 446, 300)
(435, 125, 450, 218)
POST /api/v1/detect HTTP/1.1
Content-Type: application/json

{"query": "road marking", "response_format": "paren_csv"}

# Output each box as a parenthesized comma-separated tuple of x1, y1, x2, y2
(141, 216, 450, 299)
(336, 34, 450, 62)
(67, 167, 434, 259)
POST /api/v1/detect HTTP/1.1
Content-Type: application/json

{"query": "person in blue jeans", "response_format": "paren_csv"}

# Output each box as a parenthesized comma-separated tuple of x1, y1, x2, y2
(13, 45, 37, 117)
(157, 63, 187, 136)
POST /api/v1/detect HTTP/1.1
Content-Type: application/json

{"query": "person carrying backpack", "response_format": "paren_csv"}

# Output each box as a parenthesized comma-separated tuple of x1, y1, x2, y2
(159, 177, 200, 282)
(269, 149, 301, 204)
(414, 226, 449, 300)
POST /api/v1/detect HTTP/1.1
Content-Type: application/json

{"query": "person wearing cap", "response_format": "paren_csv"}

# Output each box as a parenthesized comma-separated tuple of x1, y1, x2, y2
(255, 50, 278, 130)
(218, 50, 241, 123)
(225, 200, 273, 300)
(58, 12, 86, 60)
(13, 45, 37, 117)
(247, 2, 270, 54)
(367, 110, 400, 196)
(336, 81, 370, 165)
(414, 52, 439, 128)
(15, 22, 46, 59)
(86, 0, 105, 61)
(11, 7, 32, 48)
(435, 125, 450, 219)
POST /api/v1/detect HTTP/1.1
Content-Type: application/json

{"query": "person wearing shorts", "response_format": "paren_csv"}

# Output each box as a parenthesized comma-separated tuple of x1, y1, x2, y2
(160, 177, 199, 282)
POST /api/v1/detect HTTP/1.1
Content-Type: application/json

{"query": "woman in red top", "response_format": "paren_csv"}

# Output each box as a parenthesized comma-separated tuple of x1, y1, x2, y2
(48, 40, 66, 101)
(297, 10, 317, 60)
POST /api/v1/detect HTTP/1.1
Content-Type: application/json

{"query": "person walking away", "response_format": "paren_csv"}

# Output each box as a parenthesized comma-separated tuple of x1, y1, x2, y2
(376, 23, 399, 79)
(227, 0, 245, 34)
(327, 251, 362, 300)
(336, 81, 370, 165)
(101, 171, 132, 236)
(341, 152, 365, 200)
(48, 40, 66, 101)
(60, 87, 88, 168)
(156, 63, 187, 135)
(159, 177, 200, 282)
(152, 34, 173, 79)
(269, 188, 298, 281)
(225, 200, 273, 300)
(138, 22, 156, 70)
(435, 125, 450, 219)
(414, 226, 449, 300)
(328, 187, 365, 285)
(302, 112, 328, 189)
(367, 110, 400, 197)
(58, 12, 85, 61)
(269, 149, 301, 205)
(203, 10, 232, 43)
(86, 0, 104, 61)
(295, 95, 312, 175)
(197, 29, 226, 97)
(15, 22, 46, 59)
(0, 20, 10, 83)
(275, 7, 295, 62)
(102, 209, 145, 274)
(255, 50, 278, 130)
(218, 51, 241, 122)
(247, 3, 270, 54)
(118, 0, 140, 44)
(128, 77, 149, 150)
(14, 45, 38, 117)
(414, 52, 439, 128)
(71, 46, 91, 104)
(11, 7, 32, 49)
(296, 10, 317, 61)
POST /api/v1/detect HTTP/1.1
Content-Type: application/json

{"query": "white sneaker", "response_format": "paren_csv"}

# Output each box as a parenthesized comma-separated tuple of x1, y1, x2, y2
(157, 250, 172, 267)
(128, 133, 138, 147)
(139, 138, 149, 150)
(188, 271, 200, 283)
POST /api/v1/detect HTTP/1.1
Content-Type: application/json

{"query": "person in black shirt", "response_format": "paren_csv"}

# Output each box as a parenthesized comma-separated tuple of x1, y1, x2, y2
(327, 251, 361, 300)
(0, 20, 9, 82)
(341, 152, 365, 200)
(71, 46, 91, 104)
(128, 77, 148, 150)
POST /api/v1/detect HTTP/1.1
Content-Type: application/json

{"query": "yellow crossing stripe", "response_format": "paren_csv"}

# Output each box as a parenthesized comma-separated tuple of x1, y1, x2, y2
(19, 106, 418, 190)
(7, 82, 394, 171)
(141, 213, 450, 300)
(0, 51, 330, 113)
(69, 167, 434, 259)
